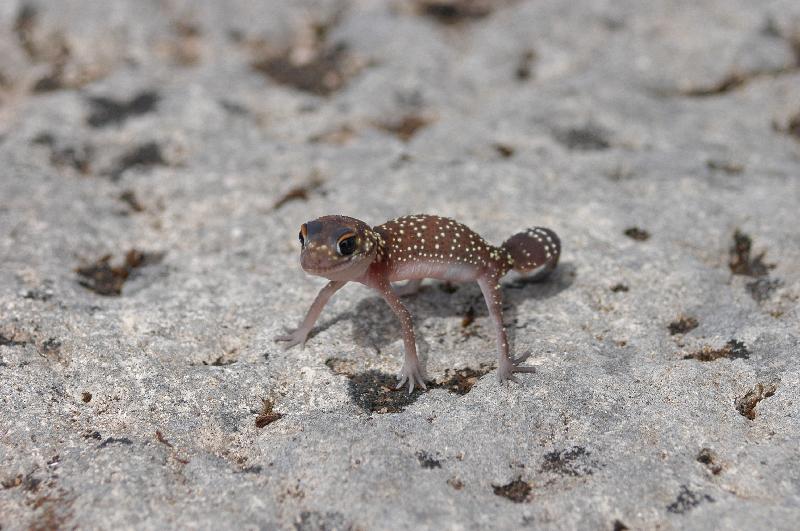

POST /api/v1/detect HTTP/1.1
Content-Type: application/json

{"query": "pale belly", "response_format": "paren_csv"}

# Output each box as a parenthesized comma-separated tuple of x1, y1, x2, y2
(390, 261, 480, 283)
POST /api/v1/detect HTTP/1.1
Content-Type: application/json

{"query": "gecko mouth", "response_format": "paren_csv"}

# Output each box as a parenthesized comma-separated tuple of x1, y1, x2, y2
(301, 253, 361, 275)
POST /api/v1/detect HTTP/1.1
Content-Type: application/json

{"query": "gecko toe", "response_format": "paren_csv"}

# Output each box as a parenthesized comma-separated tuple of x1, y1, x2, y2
(512, 351, 532, 364)
(274, 329, 308, 350)
(397, 365, 428, 394)
(497, 352, 536, 383)
(396, 374, 408, 391)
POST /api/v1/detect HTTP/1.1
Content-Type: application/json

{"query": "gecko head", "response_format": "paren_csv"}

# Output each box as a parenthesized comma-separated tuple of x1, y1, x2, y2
(297, 215, 378, 280)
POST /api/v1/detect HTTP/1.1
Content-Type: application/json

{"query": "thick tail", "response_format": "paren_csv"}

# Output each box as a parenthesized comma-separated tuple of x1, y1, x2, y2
(501, 227, 561, 280)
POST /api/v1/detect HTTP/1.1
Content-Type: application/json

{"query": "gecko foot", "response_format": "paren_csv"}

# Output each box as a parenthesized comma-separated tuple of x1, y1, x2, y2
(497, 351, 536, 384)
(273, 328, 308, 350)
(395, 362, 428, 394)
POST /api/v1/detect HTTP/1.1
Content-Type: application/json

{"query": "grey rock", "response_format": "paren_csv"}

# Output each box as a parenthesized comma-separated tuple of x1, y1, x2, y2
(1, 0, 799, 529)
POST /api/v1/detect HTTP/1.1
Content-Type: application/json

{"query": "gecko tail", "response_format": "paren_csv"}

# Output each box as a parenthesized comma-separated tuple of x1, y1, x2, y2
(501, 227, 561, 280)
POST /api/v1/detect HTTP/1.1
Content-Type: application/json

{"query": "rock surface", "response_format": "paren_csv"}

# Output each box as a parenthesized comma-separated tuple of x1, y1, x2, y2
(1, 1, 799, 529)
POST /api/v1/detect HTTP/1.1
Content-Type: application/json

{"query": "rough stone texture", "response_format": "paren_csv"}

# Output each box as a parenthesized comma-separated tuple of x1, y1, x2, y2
(1, 1, 799, 529)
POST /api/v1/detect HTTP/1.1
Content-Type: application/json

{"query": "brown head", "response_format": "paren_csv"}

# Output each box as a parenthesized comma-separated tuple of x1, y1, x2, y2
(297, 215, 379, 281)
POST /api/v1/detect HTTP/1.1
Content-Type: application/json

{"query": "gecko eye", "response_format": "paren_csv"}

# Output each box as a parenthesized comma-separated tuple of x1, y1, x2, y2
(337, 234, 357, 256)
(299, 224, 307, 247)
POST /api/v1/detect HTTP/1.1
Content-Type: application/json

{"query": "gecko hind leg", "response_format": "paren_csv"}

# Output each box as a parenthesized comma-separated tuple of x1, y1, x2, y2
(477, 275, 536, 384)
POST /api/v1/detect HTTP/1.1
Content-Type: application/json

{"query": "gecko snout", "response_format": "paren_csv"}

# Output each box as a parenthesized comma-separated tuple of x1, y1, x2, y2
(296, 216, 377, 280)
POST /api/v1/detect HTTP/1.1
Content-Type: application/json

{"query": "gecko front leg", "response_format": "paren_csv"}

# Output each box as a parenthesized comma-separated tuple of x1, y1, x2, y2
(371, 277, 427, 393)
(275, 280, 346, 349)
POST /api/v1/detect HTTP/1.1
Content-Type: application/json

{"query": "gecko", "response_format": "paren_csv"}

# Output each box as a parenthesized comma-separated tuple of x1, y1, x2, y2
(275, 214, 561, 393)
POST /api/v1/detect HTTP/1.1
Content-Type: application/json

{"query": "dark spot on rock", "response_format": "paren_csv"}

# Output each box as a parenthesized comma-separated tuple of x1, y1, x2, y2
(28, 490, 76, 530)
(1, 474, 22, 490)
(666, 485, 714, 514)
(39, 338, 61, 359)
(791, 34, 800, 67)
(515, 49, 536, 80)
(696, 448, 722, 475)
(682, 73, 748, 97)
(786, 110, 800, 140)
(493, 143, 515, 158)
(118, 190, 145, 213)
(746, 277, 782, 303)
(219, 99, 249, 116)
(707, 159, 744, 174)
(736, 381, 778, 420)
(2, 470, 41, 492)
(390, 152, 414, 169)
(415, 0, 500, 24)
(492, 477, 532, 503)
(540, 446, 597, 477)
(431, 364, 493, 395)
(86, 91, 159, 128)
(761, 17, 783, 38)
(32, 74, 65, 92)
(416, 451, 442, 469)
(273, 173, 325, 209)
(683, 339, 749, 362)
(0, 69, 10, 92)
(325, 358, 357, 376)
(375, 114, 432, 142)
(203, 355, 237, 366)
(294, 511, 349, 531)
(623, 227, 650, 241)
(610, 283, 629, 293)
(255, 398, 283, 428)
(613, 520, 629, 531)
(253, 42, 360, 96)
(28, 39, 73, 93)
(227, 29, 245, 43)
(729, 230, 774, 277)
(461, 305, 475, 328)
(98, 437, 133, 449)
(81, 392, 92, 403)
(22, 286, 54, 301)
(83, 431, 101, 440)
(50, 144, 94, 174)
(0, 333, 27, 347)
(33, 135, 94, 174)
(447, 477, 464, 490)
(106, 142, 167, 181)
(668, 316, 698, 335)
(75, 249, 163, 296)
(554, 124, 610, 150)
(155, 430, 173, 448)
(31, 132, 55, 146)
(14, 4, 39, 59)
(309, 124, 356, 145)
(607, 164, 634, 181)
(346, 369, 423, 413)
